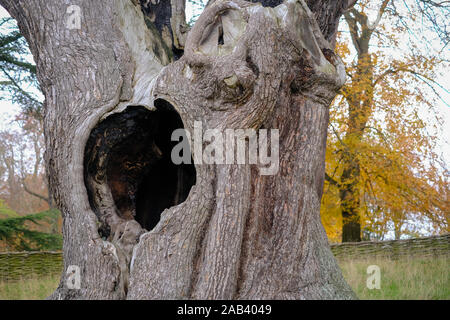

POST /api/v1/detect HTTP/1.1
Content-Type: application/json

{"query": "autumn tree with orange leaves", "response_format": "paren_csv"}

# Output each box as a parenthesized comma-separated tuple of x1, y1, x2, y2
(321, 0, 449, 242)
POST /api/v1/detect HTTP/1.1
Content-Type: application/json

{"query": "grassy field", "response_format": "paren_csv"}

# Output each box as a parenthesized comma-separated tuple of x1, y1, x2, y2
(0, 256, 448, 300)
(0, 274, 59, 300)
(338, 256, 449, 299)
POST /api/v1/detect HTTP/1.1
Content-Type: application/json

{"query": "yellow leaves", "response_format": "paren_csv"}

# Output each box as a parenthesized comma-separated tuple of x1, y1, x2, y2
(323, 0, 449, 241)
(323, 103, 449, 239)
(320, 185, 342, 243)
(335, 34, 351, 60)
(323, 31, 448, 241)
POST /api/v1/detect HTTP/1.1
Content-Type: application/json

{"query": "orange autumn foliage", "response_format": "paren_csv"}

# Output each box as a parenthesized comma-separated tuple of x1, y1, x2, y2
(321, 0, 449, 242)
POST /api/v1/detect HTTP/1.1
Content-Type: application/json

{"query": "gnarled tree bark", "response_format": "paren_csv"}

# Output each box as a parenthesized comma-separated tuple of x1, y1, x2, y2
(0, 0, 357, 299)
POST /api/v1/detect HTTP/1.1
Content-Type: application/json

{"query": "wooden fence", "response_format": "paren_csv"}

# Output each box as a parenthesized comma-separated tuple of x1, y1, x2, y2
(330, 234, 450, 261)
(0, 251, 63, 282)
(0, 234, 449, 282)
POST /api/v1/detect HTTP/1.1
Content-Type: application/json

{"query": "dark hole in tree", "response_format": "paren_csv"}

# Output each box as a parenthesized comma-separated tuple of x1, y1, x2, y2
(218, 22, 225, 45)
(84, 102, 196, 234)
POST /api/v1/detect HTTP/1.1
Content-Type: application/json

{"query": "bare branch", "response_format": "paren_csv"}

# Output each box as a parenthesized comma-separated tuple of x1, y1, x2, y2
(325, 173, 341, 187)
(368, 0, 391, 30)
(21, 178, 49, 203)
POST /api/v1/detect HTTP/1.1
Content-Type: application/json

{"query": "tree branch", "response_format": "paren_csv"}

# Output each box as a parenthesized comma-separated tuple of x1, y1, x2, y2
(368, 0, 391, 30)
(0, 53, 36, 73)
(21, 178, 49, 203)
(325, 173, 340, 187)
(346, 0, 358, 11)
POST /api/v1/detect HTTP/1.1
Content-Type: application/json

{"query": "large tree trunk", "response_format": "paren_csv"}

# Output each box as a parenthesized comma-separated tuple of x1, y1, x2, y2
(1, 0, 356, 299)
(337, 8, 378, 242)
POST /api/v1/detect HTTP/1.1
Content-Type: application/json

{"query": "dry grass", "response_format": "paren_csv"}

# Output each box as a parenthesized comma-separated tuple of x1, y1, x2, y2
(0, 256, 448, 299)
(338, 256, 450, 300)
(0, 274, 59, 300)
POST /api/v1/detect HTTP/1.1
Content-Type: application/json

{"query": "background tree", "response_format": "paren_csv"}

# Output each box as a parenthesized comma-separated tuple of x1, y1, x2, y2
(0, 124, 50, 214)
(0, 16, 42, 119)
(321, 0, 449, 242)
(0, 125, 58, 251)
(0, 11, 53, 235)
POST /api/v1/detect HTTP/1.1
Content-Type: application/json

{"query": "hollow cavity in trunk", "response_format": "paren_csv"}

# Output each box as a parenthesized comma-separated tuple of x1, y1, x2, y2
(84, 103, 196, 236)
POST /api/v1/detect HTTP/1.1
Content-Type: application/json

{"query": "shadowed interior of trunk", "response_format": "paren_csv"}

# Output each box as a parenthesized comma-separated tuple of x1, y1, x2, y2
(84, 102, 196, 235)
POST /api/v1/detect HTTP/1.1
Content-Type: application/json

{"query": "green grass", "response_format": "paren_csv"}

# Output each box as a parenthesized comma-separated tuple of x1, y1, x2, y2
(338, 256, 450, 299)
(0, 274, 59, 300)
(0, 256, 448, 299)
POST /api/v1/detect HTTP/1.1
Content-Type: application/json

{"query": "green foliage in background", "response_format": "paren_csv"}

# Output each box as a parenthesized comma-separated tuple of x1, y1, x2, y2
(0, 17, 42, 118)
(0, 199, 18, 218)
(0, 209, 62, 251)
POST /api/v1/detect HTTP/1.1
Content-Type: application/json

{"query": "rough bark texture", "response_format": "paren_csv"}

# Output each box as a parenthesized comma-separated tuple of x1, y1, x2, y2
(0, 0, 356, 299)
